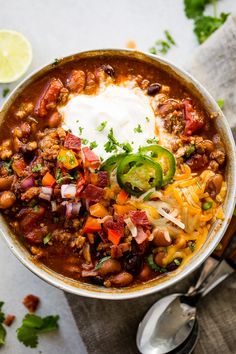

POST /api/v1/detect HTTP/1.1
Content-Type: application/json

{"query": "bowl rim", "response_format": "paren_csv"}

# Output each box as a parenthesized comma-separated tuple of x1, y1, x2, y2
(0, 48, 236, 300)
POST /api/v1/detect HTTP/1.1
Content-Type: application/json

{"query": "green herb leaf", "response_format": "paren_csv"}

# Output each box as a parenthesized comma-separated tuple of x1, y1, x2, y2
(188, 240, 196, 252)
(82, 138, 89, 145)
(145, 116, 150, 122)
(164, 30, 176, 45)
(121, 142, 133, 153)
(184, 0, 210, 19)
(2, 88, 10, 98)
(43, 233, 52, 245)
(3, 160, 12, 174)
(89, 141, 98, 150)
(146, 137, 158, 144)
(33, 205, 40, 212)
(97, 121, 107, 132)
(95, 256, 111, 270)
(78, 127, 84, 135)
(0, 302, 5, 324)
(32, 164, 42, 173)
(17, 314, 59, 348)
(155, 40, 170, 54)
(104, 128, 120, 153)
(55, 169, 63, 184)
(217, 98, 225, 109)
(194, 13, 229, 44)
(52, 58, 60, 66)
(134, 124, 143, 133)
(202, 201, 213, 210)
(185, 144, 196, 158)
(0, 325, 6, 346)
(174, 258, 181, 266)
(149, 47, 157, 55)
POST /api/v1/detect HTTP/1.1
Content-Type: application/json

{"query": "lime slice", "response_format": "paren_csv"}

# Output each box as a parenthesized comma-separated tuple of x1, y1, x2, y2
(0, 30, 32, 83)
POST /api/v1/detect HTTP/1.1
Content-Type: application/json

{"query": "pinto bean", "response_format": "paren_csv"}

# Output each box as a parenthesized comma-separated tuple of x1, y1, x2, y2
(0, 176, 14, 191)
(196, 140, 214, 154)
(48, 111, 61, 128)
(109, 271, 133, 287)
(205, 174, 223, 198)
(0, 191, 16, 209)
(154, 251, 165, 267)
(139, 264, 152, 281)
(152, 229, 172, 247)
(98, 259, 121, 276)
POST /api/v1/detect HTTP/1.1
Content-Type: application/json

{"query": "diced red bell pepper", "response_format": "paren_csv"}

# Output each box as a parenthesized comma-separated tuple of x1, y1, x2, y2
(183, 99, 205, 136)
(83, 216, 102, 233)
(108, 229, 122, 246)
(82, 147, 100, 169)
(64, 132, 81, 150)
(42, 172, 56, 187)
(116, 189, 128, 204)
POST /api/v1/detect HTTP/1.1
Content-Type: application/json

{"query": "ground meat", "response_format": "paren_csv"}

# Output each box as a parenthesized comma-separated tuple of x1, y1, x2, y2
(15, 102, 34, 119)
(163, 112, 185, 134)
(23, 294, 40, 312)
(157, 99, 183, 117)
(38, 129, 61, 161)
(81, 184, 104, 202)
(85, 72, 96, 93)
(111, 243, 131, 258)
(25, 226, 48, 244)
(66, 70, 86, 93)
(210, 150, 225, 165)
(186, 154, 208, 171)
(52, 229, 73, 244)
(58, 87, 69, 105)
(21, 187, 40, 201)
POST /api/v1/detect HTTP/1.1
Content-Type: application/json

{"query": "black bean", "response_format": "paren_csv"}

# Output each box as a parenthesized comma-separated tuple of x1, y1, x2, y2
(147, 83, 162, 96)
(90, 276, 104, 286)
(101, 64, 115, 77)
(166, 258, 182, 272)
(124, 253, 143, 275)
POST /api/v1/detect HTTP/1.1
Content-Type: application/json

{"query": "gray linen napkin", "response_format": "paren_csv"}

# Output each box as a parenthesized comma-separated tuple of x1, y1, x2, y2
(66, 13, 236, 354)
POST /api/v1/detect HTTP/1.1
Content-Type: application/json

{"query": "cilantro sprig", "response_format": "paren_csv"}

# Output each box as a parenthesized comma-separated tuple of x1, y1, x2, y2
(104, 128, 133, 153)
(0, 302, 6, 346)
(149, 30, 176, 55)
(17, 314, 59, 348)
(97, 121, 107, 132)
(184, 0, 230, 44)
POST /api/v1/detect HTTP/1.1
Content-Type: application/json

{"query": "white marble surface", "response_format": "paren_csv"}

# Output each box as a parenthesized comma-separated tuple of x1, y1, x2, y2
(0, 0, 236, 353)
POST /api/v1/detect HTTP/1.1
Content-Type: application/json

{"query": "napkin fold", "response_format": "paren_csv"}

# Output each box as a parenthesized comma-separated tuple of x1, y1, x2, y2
(65, 13, 236, 354)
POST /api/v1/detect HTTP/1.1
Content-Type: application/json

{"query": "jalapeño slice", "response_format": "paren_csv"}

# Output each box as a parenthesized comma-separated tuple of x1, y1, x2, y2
(139, 145, 176, 185)
(101, 153, 127, 172)
(116, 154, 163, 196)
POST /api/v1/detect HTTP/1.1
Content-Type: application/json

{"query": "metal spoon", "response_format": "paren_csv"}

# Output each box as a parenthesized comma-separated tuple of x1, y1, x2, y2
(137, 257, 235, 354)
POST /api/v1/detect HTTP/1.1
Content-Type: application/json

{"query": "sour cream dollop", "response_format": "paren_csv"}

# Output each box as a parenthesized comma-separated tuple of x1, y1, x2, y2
(59, 85, 157, 160)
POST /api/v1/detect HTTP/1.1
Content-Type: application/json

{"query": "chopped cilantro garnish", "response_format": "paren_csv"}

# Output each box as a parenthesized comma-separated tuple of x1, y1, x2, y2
(194, 13, 229, 44)
(97, 121, 107, 132)
(55, 169, 63, 184)
(164, 30, 176, 45)
(78, 127, 84, 135)
(16, 314, 59, 348)
(0, 302, 6, 346)
(33, 205, 40, 212)
(2, 88, 10, 98)
(104, 128, 120, 153)
(52, 58, 60, 66)
(174, 259, 181, 266)
(43, 233, 52, 245)
(217, 98, 225, 109)
(134, 124, 143, 133)
(145, 116, 150, 122)
(188, 241, 196, 252)
(146, 137, 158, 144)
(82, 138, 89, 145)
(95, 256, 111, 270)
(32, 164, 42, 173)
(149, 47, 157, 55)
(184, 0, 209, 19)
(89, 141, 98, 150)
(185, 144, 195, 158)
(3, 160, 12, 174)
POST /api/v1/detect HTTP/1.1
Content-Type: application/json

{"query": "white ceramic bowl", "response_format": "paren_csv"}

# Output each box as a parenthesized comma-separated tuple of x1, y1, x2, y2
(0, 49, 235, 299)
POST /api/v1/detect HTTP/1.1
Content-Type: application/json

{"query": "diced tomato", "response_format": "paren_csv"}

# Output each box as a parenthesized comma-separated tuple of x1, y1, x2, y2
(81, 184, 104, 202)
(64, 133, 81, 150)
(57, 148, 78, 170)
(12, 159, 26, 177)
(129, 210, 150, 226)
(183, 99, 205, 136)
(76, 173, 86, 195)
(108, 229, 122, 245)
(83, 216, 102, 233)
(82, 147, 100, 169)
(116, 189, 128, 204)
(42, 172, 56, 187)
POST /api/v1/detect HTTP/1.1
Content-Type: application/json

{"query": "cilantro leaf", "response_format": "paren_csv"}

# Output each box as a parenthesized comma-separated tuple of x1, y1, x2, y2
(95, 256, 111, 270)
(17, 314, 59, 348)
(194, 13, 229, 44)
(55, 169, 63, 184)
(184, 0, 210, 19)
(0, 302, 5, 324)
(0, 325, 6, 346)
(104, 128, 120, 153)
(3, 160, 12, 174)
(43, 233, 52, 245)
(89, 141, 98, 150)
(134, 124, 143, 133)
(97, 121, 107, 132)
(217, 98, 224, 109)
(32, 164, 42, 173)
(121, 142, 133, 153)
(2, 88, 10, 98)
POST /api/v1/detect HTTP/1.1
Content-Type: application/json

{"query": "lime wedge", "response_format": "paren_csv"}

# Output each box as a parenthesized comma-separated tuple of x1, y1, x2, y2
(0, 30, 32, 83)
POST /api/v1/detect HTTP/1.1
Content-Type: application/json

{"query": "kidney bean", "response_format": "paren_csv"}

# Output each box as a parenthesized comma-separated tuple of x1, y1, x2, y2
(147, 83, 162, 96)
(98, 259, 121, 276)
(48, 111, 61, 128)
(101, 64, 115, 77)
(139, 264, 152, 281)
(109, 271, 133, 287)
(0, 191, 16, 209)
(196, 140, 214, 154)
